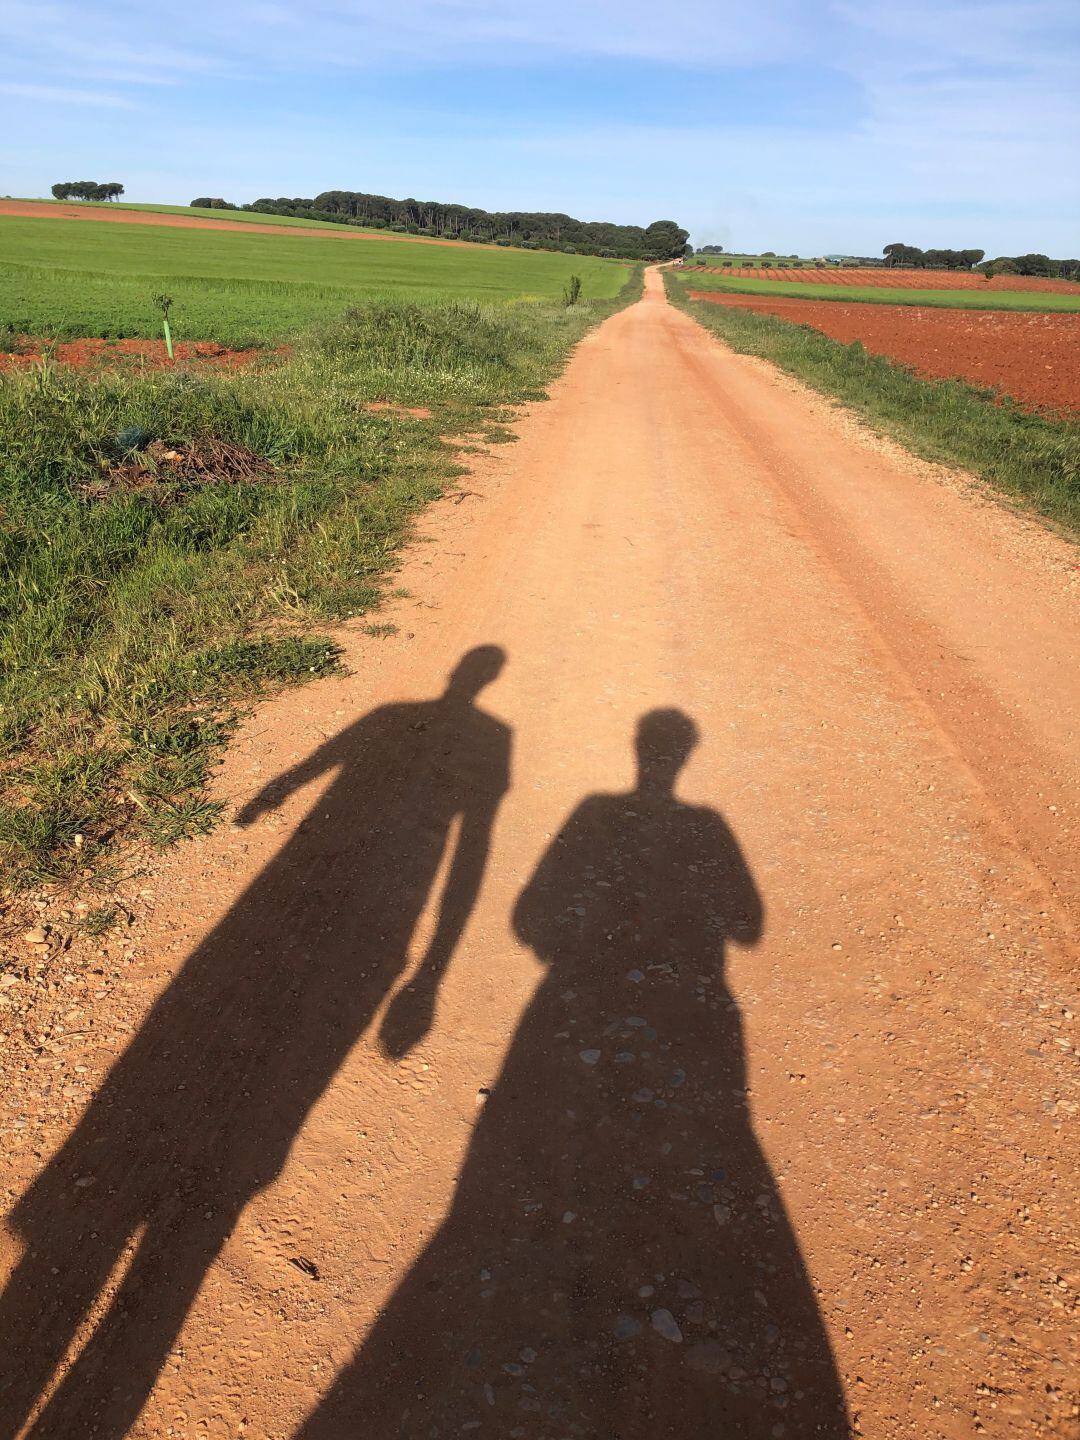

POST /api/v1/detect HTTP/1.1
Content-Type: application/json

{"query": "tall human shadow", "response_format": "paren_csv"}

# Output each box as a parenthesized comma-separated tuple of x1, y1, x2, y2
(0, 646, 510, 1440)
(297, 709, 849, 1438)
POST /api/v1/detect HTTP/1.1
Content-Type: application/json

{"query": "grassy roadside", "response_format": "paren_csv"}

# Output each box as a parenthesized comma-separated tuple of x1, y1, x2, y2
(666, 272, 1080, 537)
(0, 270, 642, 892)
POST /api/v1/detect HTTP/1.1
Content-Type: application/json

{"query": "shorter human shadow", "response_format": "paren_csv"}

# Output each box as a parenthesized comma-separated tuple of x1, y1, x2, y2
(0, 646, 510, 1440)
(296, 709, 849, 1438)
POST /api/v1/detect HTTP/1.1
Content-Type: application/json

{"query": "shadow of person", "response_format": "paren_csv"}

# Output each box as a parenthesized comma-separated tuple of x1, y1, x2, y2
(295, 709, 849, 1439)
(0, 645, 510, 1440)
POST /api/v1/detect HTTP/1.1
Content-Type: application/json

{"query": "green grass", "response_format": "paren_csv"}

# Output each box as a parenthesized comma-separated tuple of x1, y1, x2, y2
(0, 269, 642, 889)
(680, 271, 1080, 312)
(667, 272, 1080, 536)
(11, 196, 368, 232)
(0, 216, 631, 346)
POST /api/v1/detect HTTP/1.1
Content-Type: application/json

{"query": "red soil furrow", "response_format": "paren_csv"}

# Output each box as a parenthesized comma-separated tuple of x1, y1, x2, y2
(689, 291, 1080, 414)
(694, 266, 1080, 294)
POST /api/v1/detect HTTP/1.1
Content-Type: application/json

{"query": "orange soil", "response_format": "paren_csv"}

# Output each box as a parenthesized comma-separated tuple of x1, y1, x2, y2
(695, 265, 1080, 294)
(690, 290, 1080, 414)
(0, 337, 269, 371)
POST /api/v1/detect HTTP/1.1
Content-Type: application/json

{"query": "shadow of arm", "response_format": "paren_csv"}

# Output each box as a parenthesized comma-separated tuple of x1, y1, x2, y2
(721, 820, 764, 947)
(379, 773, 505, 1060)
(234, 731, 347, 827)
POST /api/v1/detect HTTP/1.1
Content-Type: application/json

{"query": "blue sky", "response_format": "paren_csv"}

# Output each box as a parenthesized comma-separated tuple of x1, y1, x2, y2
(1, 0, 1077, 256)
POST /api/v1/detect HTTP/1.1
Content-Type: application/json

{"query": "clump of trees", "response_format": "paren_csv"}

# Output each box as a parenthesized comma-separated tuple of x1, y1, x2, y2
(51, 181, 124, 202)
(883, 242, 985, 270)
(884, 241, 1079, 280)
(982, 253, 1080, 280)
(190, 197, 239, 210)
(192, 189, 690, 260)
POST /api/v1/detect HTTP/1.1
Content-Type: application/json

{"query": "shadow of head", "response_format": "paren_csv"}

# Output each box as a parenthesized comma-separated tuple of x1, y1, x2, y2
(635, 707, 698, 795)
(446, 644, 506, 700)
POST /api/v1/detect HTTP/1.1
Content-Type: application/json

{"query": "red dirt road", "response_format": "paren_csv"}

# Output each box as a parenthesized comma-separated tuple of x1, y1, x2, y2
(1, 270, 1077, 1439)
(691, 290, 1080, 413)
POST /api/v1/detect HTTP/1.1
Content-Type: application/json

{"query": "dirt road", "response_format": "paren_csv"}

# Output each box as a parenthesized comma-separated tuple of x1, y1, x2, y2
(2, 268, 1077, 1439)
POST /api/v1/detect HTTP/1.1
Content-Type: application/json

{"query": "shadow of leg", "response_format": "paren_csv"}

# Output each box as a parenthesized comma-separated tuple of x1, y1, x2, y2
(25, 1214, 234, 1440)
(0, 1231, 122, 1440)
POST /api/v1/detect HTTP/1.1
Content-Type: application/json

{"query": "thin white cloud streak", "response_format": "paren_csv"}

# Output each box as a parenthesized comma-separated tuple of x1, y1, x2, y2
(0, 80, 136, 107)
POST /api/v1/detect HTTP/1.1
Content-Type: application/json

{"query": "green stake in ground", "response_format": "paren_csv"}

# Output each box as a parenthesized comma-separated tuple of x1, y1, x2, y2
(155, 292, 174, 360)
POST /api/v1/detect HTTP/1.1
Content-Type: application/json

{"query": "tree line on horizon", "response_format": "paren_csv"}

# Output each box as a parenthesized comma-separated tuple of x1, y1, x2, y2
(884, 241, 1079, 280)
(51, 181, 125, 202)
(694, 240, 1078, 279)
(189, 191, 690, 260)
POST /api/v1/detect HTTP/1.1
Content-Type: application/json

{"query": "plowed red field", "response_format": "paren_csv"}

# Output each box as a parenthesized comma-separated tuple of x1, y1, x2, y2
(0, 338, 267, 371)
(697, 266, 1080, 294)
(689, 292, 1080, 413)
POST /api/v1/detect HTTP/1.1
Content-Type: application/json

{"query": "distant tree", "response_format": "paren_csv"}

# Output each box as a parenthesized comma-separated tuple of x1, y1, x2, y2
(53, 180, 115, 201)
(644, 219, 691, 260)
(176, 186, 691, 261)
(961, 248, 985, 269)
(883, 241, 924, 267)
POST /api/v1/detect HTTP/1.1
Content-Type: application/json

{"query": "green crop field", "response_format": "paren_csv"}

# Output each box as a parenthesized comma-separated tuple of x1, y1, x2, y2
(676, 271, 1080, 312)
(0, 215, 630, 345)
(10, 197, 365, 232)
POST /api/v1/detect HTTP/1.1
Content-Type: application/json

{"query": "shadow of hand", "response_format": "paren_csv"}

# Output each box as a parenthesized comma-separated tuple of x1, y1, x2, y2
(379, 981, 437, 1061)
(234, 793, 278, 828)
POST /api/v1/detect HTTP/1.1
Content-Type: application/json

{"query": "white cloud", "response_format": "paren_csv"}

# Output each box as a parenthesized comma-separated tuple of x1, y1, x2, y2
(0, 80, 136, 107)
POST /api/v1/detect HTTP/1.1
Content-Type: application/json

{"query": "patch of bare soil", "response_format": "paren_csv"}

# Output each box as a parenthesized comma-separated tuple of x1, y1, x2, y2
(0, 336, 270, 372)
(690, 290, 1080, 414)
(696, 266, 1080, 294)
